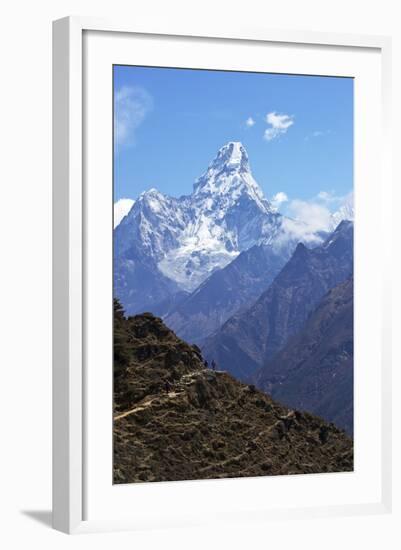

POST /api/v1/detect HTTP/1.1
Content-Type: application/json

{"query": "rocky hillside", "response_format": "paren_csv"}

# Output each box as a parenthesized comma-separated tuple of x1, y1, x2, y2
(113, 301, 353, 484)
(257, 277, 354, 435)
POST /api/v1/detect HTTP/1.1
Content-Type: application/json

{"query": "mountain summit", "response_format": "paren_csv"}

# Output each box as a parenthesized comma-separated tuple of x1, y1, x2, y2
(196, 142, 250, 182)
(114, 142, 352, 316)
(115, 142, 285, 311)
(193, 142, 270, 212)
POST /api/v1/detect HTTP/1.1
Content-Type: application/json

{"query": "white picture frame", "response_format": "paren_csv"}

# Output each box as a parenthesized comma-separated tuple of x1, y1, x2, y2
(52, 16, 392, 534)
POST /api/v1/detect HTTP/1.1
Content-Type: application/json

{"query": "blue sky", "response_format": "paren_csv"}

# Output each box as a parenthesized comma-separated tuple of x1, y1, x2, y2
(114, 65, 353, 212)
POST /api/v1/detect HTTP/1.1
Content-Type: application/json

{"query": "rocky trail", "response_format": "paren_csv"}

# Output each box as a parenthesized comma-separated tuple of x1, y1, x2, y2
(114, 370, 212, 421)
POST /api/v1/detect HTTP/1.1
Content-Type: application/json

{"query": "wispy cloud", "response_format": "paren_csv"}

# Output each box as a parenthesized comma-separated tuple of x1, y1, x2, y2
(278, 190, 353, 243)
(114, 86, 153, 149)
(264, 112, 294, 141)
(114, 198, 135, 228)
(317, 190, 334, 202)
(271, 191, 288, 210)
(278, 217, 324, 246)
(274, 199, 331, 248)
(286, 199, 332, 233)
(245, 116, 255, 127)
(316, 190, 348, 208)
(304, 129, 331, 141)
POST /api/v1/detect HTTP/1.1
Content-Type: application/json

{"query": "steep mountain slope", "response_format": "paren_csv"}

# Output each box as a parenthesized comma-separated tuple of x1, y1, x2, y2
(114, 142, 320, 315)
(202, 221, 353, 381)
(164, 243, 292, 343)
(257, 277, 353, 435)
(149, 290, 190, 318)
(113, 303, 353, 483)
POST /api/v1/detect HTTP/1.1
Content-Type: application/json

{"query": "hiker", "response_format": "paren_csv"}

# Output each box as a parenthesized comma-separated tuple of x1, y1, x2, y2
(211, 359, 217, 371)
(204, 359, 209, 369)
(164, 380, 172, 393)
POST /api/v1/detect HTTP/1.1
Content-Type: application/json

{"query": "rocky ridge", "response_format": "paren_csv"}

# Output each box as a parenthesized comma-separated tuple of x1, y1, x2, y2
(113, 302, 353, 483)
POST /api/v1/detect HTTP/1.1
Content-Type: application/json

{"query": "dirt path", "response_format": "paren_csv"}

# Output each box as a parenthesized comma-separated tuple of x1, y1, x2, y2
(114, 391, 180, 421)
(114, 368, 219, 422)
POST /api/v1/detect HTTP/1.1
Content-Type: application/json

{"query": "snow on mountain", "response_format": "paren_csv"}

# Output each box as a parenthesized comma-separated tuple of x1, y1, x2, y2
(114, 141, 335, 313)
(116, 141, 291, 294)
(330, 192, 354, 230)
(193, 142, 269, 212)
(158, 143, 286, 290)
(115, 188, 189, 260)
(114, 198, 135, 228)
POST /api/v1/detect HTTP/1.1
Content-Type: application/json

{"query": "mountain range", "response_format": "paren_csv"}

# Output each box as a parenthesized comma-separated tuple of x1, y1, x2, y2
(114, 142, 351, 318)
(202, 220, 353, 381)
(114, 141, 354, 437)
(164, 242, 292, 343)
(257, 276, 354, 435)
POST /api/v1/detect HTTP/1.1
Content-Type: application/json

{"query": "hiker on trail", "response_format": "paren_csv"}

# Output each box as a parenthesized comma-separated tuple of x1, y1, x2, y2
(211, 359, 216, 371)
(164, 380, 172, 393)
(204, 359, 209, 369)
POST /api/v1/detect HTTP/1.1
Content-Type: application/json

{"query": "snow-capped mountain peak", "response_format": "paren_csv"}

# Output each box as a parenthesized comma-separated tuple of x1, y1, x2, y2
(141, 187, 162, 197)
(207, 141, 250, 174)
(115, 142, 320, 297)
(195, 142, 250, 188)
(193, 141, 271, 212)
(138, 187, 168, 205)
(330, 193, 354, 230)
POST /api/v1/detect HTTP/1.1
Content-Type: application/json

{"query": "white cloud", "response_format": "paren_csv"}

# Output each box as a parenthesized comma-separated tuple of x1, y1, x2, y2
(316, 190, 342, 205)
(285, 199, 332, 234)
(114, 86, 153, 148)
(316, 190, 349, 208)
(271, 196, 331, 248)
(278, 217, 324, 246)
(317, 190, 333, 202)
(271, 191, 288, 210)
(264, 112, 294, 141)
(245, 116, 255, 127)
(114, 198, 135, 228)
(305, 129, 331, 141)
(276, 189, 353, 246)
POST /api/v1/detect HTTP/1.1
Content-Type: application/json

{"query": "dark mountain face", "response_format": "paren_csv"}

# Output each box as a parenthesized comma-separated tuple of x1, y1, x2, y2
(164, 243, 292, 344)
(202, 221, 353, 382)
(113, 305, 353, 484)
(257, 277, 354, 435)
(150, 290, 190, 318)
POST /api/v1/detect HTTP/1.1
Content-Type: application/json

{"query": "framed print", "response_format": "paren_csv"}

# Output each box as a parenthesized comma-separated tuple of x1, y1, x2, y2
(52, 17, 392, 534)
